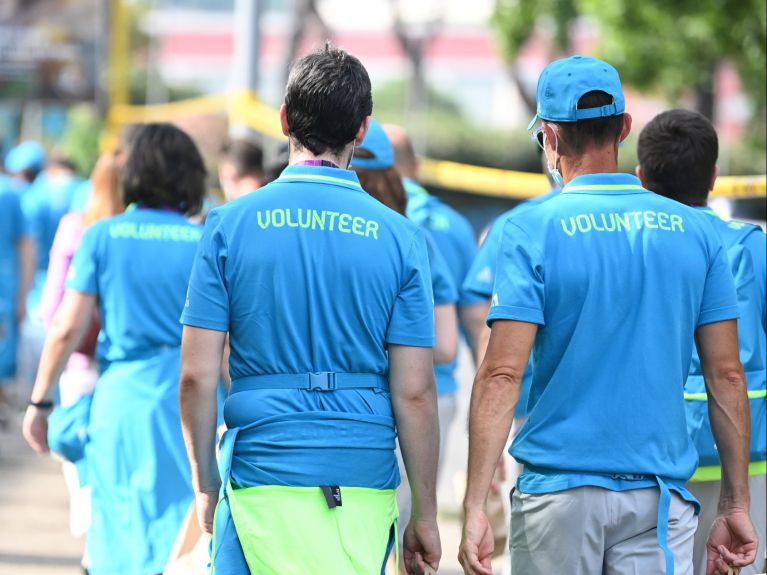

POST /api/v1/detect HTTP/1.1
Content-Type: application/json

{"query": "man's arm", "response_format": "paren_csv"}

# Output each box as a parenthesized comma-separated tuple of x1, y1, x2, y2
(458, 300, 491, 366)
(695, 319, 757, 574)
(434, 303, 458, 365)
(180, 325, 227, 533)
(389, 344, 441, 574)
(459, 319, 537, 575)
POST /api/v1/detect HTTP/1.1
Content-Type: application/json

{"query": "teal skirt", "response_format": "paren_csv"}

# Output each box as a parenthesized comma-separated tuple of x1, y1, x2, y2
(85, 347, 193, 575)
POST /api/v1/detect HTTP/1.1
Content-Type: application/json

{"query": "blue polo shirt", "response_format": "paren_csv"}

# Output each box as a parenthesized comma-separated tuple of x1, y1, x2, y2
(488, 173, 739, 497)
(685, 208, 766, 468)
(463, 188, 560, 415)
(0, 177, 29, 377)
(406, 178, 480, 394)
(181, 164, 435, 490)
(425, 230, 458, 307)
(67, 207, 202, 363)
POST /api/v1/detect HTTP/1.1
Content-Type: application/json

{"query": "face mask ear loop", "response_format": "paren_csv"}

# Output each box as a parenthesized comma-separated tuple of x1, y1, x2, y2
(347, 143, 356, 169)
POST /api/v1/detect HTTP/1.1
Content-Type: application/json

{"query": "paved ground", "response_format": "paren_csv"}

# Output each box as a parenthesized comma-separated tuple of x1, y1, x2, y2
(0, 346, 509, 574)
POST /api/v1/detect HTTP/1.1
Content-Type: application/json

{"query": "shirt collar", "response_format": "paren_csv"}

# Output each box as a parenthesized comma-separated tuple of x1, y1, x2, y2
(277, 164, 364, 192)
(562, 173, 648, 195)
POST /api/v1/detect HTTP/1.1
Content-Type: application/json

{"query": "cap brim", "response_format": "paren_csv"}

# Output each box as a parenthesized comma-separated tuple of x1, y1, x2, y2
(527, 113, 539, 131)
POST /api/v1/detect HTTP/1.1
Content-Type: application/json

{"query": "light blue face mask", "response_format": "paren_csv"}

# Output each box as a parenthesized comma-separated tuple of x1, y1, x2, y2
(544, 131, 565, 188)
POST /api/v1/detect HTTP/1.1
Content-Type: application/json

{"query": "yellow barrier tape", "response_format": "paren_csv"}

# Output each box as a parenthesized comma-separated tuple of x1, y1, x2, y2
(104, 90, 766, 201)
(419, 158, 549, 199)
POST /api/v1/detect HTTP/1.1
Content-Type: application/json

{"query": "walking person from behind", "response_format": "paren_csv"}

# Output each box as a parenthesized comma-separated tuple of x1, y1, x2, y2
(23, 123, 206, 575)
(180, 44, 441, 575)
(459, 56, 757, 575)
(637, 109, 766, 575)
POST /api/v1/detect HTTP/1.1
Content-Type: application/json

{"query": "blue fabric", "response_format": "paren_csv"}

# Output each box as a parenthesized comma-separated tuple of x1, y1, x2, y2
(463, 189, 560, 414)
(47, 393, 92, 463)
(489, 173, 739, 492)
(21, 172, 82, 272)
(67, 208, 202, 363)
(69, 179, 93, 213)
(86, 348, 193, 575)
(4, 140, 45, 173)
(528, 55, 625, 129)
(354, 119, 394, 170)
(181, 164, 435, 492)
(425, 230, 458, 306)
(0, 178, 29, 379)
(685, 209, 766, 466)
(406, 178, 480, 394)
(64, 207, 200, 575)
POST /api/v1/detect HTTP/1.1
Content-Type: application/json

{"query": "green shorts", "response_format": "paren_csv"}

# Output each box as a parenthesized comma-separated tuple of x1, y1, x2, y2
(219, 484, 398, 574)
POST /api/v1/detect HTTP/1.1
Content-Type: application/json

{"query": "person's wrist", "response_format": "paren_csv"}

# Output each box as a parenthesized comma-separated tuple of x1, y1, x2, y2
(28, 399, 54, 410)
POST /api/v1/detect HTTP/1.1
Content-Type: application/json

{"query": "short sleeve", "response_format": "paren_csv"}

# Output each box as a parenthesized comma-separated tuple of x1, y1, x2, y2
(425, 232, 458, 305)
(487, 220, 545, 326)
(65, 223, 101, 295)
(462, 218, 504, 299)
(180, 210, 230, 332)
(386, 229, 436, 347)
(697, 236, 740, 326)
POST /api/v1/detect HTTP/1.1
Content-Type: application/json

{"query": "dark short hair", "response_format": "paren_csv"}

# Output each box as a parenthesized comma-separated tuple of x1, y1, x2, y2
(553, 91, 625, 156)
(220, 139, 264, 178)
(121, 123, 207, 215)
(638, 109, 718, 206)
(353, 154, 407, 216)
(284, 43, 372, 156)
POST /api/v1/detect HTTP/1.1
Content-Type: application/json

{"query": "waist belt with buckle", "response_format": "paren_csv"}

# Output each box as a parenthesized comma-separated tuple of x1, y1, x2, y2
(230, 372, 389, 394)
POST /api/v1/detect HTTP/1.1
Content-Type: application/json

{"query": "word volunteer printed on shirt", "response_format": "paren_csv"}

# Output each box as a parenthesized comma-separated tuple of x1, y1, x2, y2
(109, 221, 203, 242)
(561, 210, 685, 236)
(254, 207, 380, 239)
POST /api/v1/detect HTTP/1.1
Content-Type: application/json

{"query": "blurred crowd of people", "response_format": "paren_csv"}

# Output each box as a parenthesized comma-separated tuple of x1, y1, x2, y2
(0, 44, 764, 575)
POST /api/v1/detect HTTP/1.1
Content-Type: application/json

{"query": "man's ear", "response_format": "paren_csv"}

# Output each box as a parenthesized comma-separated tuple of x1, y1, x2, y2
(354, 116, 372, 145)
(619, 113, 633, 142)
(280, 104, 289, 137)
(635, 164, 648, 188)
(709, 164, 720, 192)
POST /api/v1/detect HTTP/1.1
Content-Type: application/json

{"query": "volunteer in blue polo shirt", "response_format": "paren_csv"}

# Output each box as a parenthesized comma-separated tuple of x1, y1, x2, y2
(179, 45, 441, 575)
(23, 124, 206, 575)
(383, 124, 487, 363)
(459, 56, 757, 575)
(637, 109, 766, 575)
(352, 120, 458, 567)
(0, 176, 34, 417)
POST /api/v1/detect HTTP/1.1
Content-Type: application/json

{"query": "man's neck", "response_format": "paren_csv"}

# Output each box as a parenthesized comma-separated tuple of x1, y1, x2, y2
(289, 141, 353, 169)
(561, 145, 619, 184)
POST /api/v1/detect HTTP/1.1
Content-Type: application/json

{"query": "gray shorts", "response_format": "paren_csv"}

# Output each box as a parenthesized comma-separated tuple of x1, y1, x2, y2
(510, 486, 697, 575)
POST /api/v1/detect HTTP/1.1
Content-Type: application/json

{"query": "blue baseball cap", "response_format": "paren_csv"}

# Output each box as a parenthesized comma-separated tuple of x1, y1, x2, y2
(352, 119, 394, 170)
(528, 55, 625, 130)
(5, 140, 46, 174)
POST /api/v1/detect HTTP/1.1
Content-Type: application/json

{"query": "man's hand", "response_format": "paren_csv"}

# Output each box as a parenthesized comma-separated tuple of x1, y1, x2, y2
(403, 517, 441, 574)
(458, 508, 494, 575)
(194, 489, 219, 535)
(706, 509, 757, 574)
(22, 405, 50, 454)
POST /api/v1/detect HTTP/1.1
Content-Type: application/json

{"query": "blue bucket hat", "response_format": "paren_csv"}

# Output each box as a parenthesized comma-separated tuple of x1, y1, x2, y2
(528, 55, 625, 130)
(352, 119, 394, 170)
(4, 140, 46, 174)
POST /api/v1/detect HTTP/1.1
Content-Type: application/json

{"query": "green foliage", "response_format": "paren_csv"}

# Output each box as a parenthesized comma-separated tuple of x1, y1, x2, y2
(58, 105, 103, 176)
(492, 0, 767, 117)
(494, 0, 578, 58)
